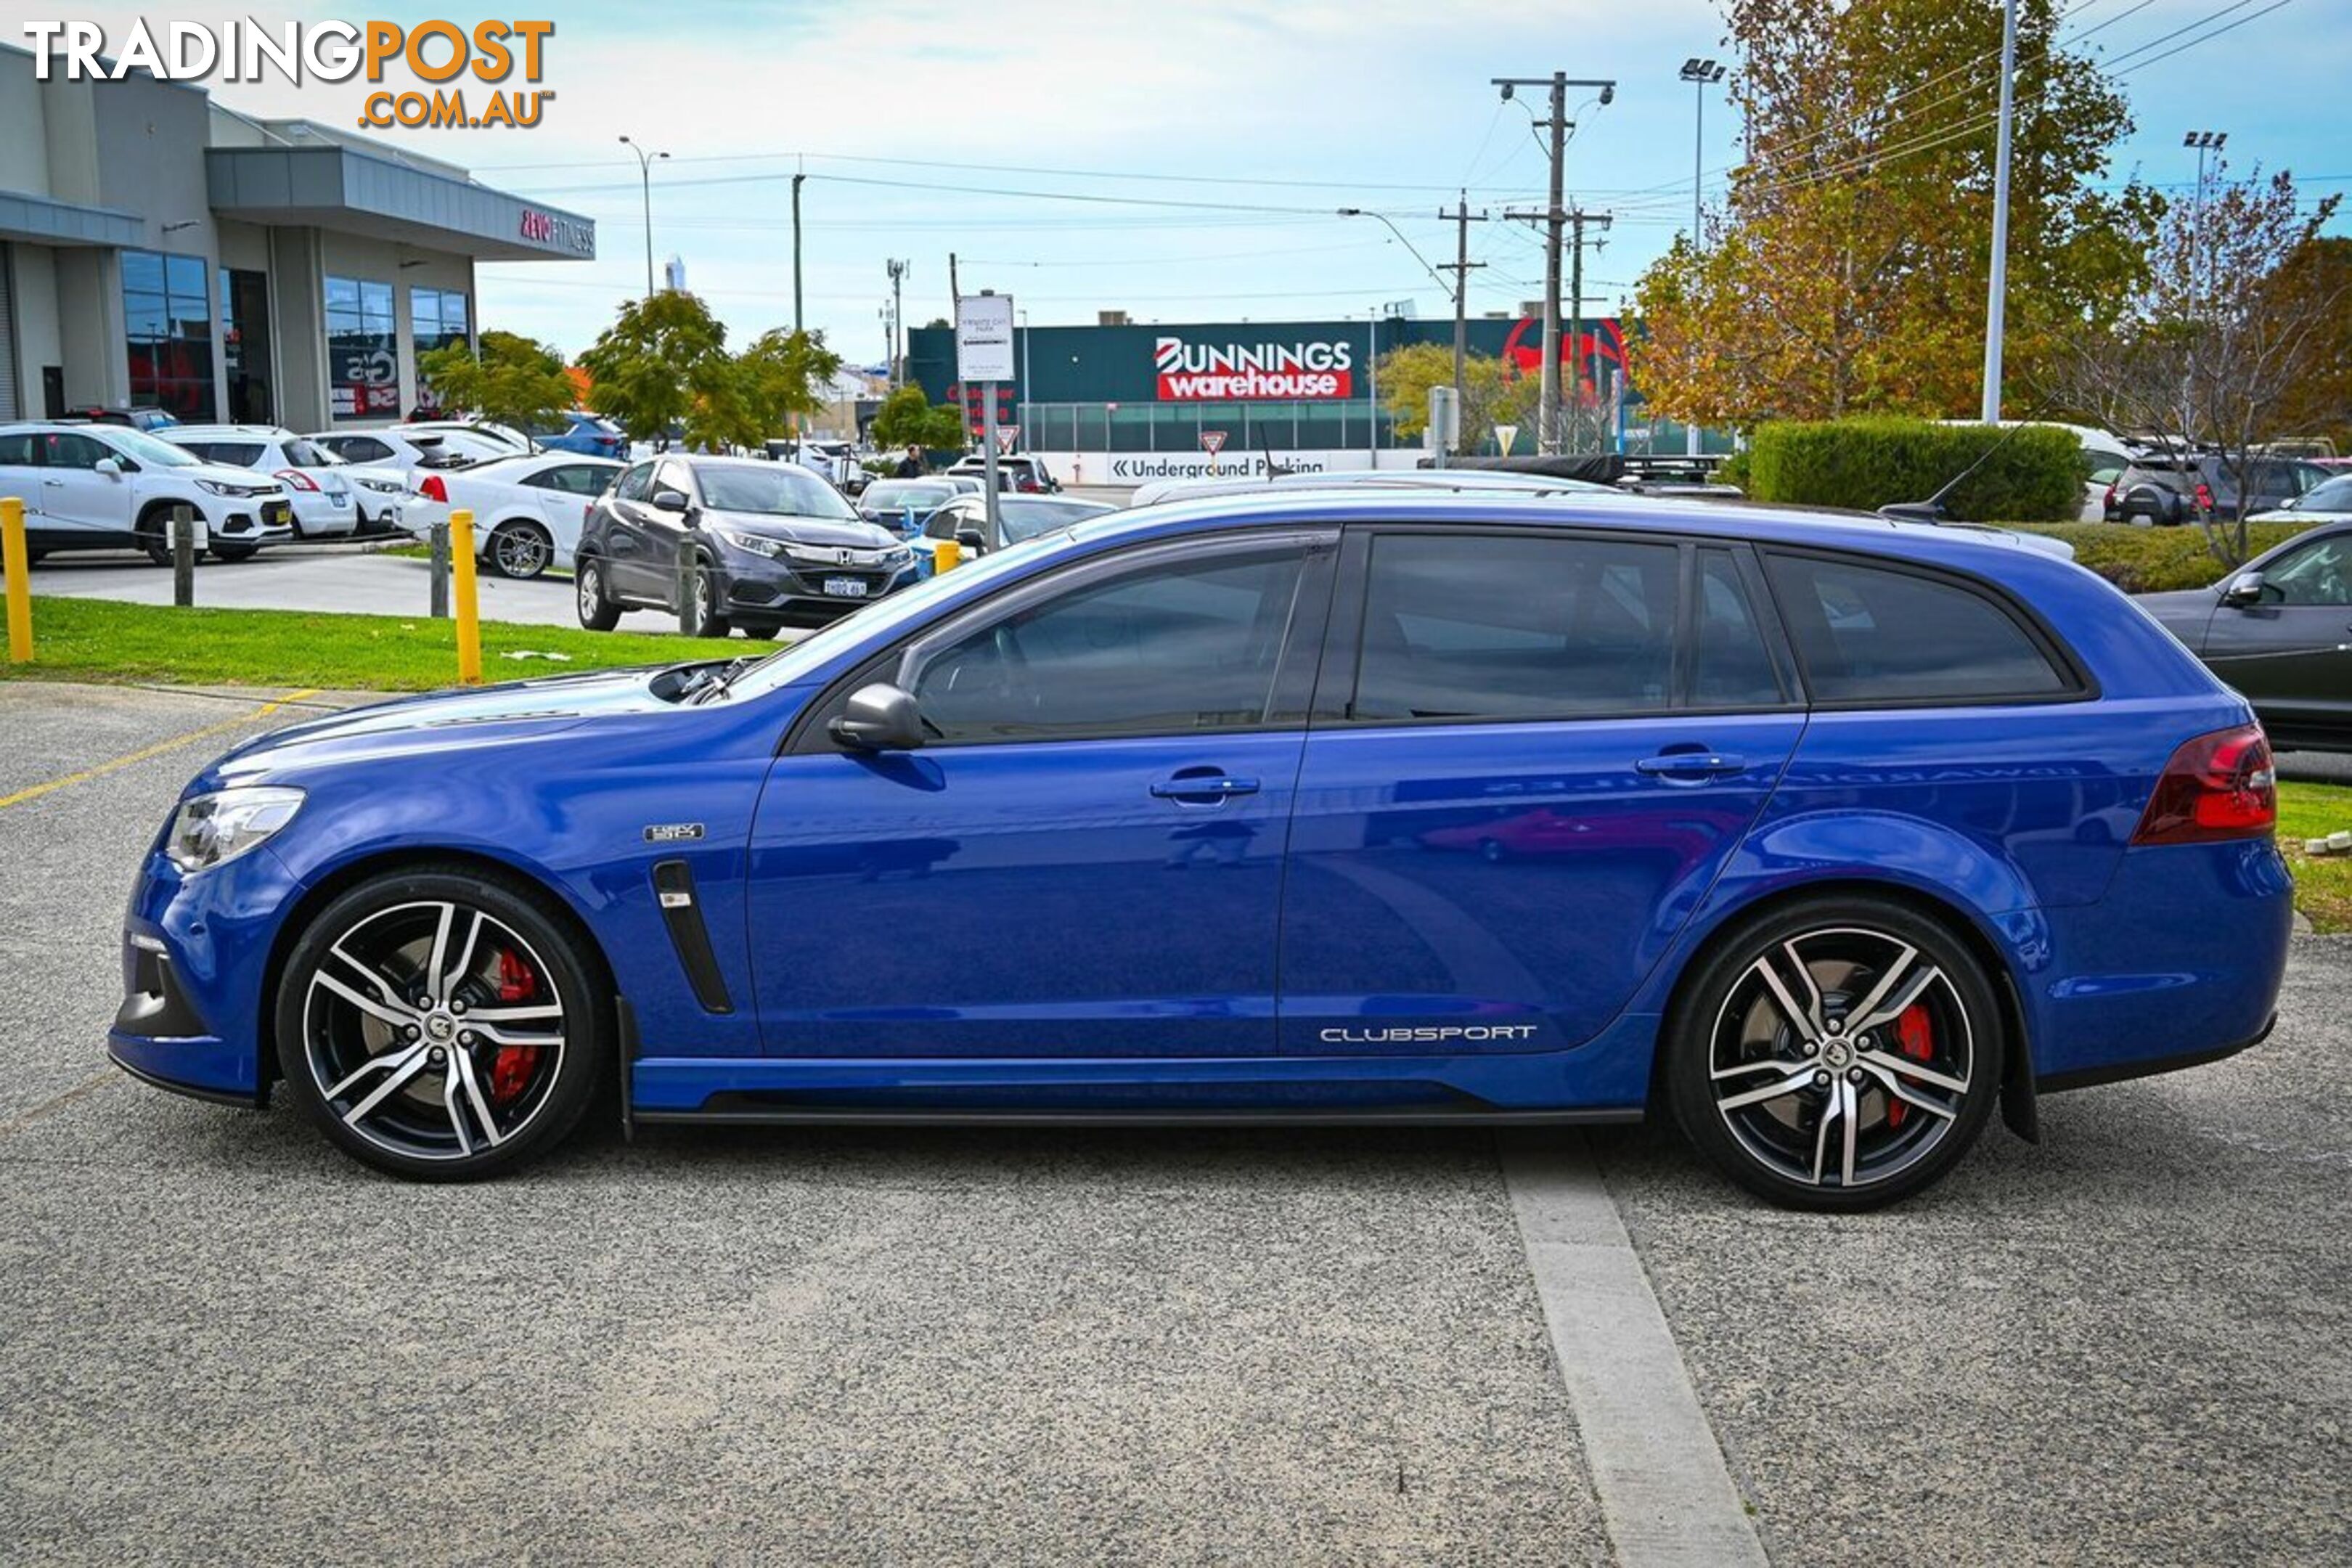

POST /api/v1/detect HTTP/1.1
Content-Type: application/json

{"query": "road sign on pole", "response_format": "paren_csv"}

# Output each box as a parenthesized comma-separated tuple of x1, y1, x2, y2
(1201, 430, 1228, 457)
(997, 425, 1020, 454)
(1494, 423, 1519, 456)
(960, 291, 1014, 548)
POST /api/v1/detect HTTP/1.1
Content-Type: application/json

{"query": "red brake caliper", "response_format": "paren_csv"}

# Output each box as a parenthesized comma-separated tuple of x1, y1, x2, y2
(487, 950, 539, 1104)
(1884, 1003, 1934, 1129)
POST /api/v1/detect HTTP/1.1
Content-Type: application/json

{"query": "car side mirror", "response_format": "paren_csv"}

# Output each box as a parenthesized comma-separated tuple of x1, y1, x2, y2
(93, 457, 124, 478)
(650, 486, 690, 512)
(2221, 571, 2267, 607)
(955, 527, 986, 555)
(830, 682, 925, 752)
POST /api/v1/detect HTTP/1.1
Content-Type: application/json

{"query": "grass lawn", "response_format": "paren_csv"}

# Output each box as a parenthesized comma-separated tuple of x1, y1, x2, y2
(0, 595, 743, 693)
(2277, 780, 2352, 935)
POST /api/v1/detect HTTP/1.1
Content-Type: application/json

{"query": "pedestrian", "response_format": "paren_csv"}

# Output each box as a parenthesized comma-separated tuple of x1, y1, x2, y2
(894, 444, 925, 479)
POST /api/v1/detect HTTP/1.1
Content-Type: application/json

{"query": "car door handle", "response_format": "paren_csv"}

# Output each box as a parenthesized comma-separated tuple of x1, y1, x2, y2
(1635, 753, 1745, 779)
(40, 478, 64, 487)
(1150, 775, 1259, 801)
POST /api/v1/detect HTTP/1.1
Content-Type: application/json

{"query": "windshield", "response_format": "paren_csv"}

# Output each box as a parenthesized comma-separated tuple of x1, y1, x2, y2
(283, 439, 341, 467)
(2299, 474, 2352, 512)
(107, 428, 199, 467)
(1000, 499, 1113, 542)
(693, 462, 857, 519)
(864, 481, 956, 512)
(713, 528, 1073, 701)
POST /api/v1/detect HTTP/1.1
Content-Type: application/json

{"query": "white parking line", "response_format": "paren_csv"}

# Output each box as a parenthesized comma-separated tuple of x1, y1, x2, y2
(1503, 1132, 1770, 1568)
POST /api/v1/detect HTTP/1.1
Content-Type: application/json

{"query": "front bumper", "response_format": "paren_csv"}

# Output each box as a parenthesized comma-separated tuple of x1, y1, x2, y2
(208, 497, 297, 546)
(716, 549, 920, 623)
(107, 846, 303, 1106)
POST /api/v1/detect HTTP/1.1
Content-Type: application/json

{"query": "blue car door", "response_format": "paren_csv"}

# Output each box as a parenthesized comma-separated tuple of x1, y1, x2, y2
(746, 529, 1337, 1058)
(1277, 528, 1805, 1056)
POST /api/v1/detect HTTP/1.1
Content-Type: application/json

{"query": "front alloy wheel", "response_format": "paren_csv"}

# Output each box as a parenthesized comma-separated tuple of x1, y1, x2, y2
(489, 520, 552, 580)
(1667, 897, 2002, 1209)
(276, 870, 605, 1178)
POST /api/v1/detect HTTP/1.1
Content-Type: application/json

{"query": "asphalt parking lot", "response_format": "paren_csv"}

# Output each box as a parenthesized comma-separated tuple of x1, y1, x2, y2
(2, 680, 2348, 1566)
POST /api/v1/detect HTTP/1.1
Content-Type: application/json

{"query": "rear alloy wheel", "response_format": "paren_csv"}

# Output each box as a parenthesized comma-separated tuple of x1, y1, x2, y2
(275, 870, 606, 1179)
(574, 556, 621, 631)
(489, 520, 553, 580)
(1666, 897, 2003, 1210)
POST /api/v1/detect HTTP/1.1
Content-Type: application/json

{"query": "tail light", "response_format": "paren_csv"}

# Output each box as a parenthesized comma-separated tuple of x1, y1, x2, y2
(274, 468, 319, 492)
(2131, 724, 2276, 845)
(419, 474, 449, 503)
(2193, 481, 2215, 514)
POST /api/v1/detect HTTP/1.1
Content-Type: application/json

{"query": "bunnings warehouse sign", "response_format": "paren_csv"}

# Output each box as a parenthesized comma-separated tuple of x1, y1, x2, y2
(1154, 335, 1354, 401)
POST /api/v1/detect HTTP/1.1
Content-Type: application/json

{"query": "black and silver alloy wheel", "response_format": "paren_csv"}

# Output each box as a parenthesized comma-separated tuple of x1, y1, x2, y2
(575, 557, 620, 630)
(489, 520, 552, 580)
(277, 870, 605, 1178)
(1666, 897, 2002, 1209)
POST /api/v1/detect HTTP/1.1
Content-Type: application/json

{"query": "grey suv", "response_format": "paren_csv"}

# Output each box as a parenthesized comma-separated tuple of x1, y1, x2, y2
(2104, 452, 2327, 525)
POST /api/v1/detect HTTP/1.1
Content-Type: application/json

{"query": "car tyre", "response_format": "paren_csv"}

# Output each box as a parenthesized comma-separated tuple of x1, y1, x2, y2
(136, 506, 204, 568)
(679, 558, 732, 640)
(274, 865, 609, 1181)
(488, 519, 554, 581)
(574, 555, 622, 631)
(211, 542, 261, 563)
(1663, 894, 2004, 1212)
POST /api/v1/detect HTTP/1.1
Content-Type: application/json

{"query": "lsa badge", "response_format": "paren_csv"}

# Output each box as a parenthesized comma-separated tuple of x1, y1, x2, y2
(643, 823, 706, 843)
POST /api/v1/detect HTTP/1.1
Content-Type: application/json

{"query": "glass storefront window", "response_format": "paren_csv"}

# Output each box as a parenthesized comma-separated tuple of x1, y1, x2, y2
(409, 287, 471, 415)
(219, 268, 273, 424)
(327, 276, 398, 420)
(123, 250, 214, 420)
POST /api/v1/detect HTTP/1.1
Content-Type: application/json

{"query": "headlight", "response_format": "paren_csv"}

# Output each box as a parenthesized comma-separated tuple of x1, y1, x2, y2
(197, 478, 245, 497)
(709, 526, 789, 560)
(880, 545, 913, 568)
(356, 475, 402, 494)
(165, 786, 305, 873)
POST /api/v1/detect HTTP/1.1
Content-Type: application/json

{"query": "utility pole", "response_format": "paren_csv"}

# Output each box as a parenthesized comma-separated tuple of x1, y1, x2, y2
(885, 259, 909, 386)
(1565, 208, 1611, 453)
(1438, 191, 1490, 422)
(1678, 58, 1726, 456)
(791, 170, 806, 335)
(1496, 73, 1614, 454)
(1980, 0, 2019, 422)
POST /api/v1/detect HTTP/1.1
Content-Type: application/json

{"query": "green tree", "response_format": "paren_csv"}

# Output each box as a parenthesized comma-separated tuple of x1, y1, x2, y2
(737, 328, 845, 437)
(1375, 345, 1536, 453)
(869, 384, 967, 454)
(1630, 0, 2152, 428)
(578, 291, 738, 449)
(415, 330, 576, 430)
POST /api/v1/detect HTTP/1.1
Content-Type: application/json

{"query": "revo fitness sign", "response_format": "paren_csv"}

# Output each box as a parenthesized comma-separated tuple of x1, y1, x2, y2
(518, 208, 593, 255)
(1154, 335, 1354, 401)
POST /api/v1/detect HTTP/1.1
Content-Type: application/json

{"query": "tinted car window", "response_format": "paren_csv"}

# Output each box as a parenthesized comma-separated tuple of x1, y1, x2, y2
(1766, 553, 2070, 703)
(923, 501, 976, 541)
(45, 433, 112, 469)
(2300, 475, 2352, 512)
(914, 547, 1307, 743)
(525, 463, 614, 496)
(331, 436, 393, 462)
(188, 441, 265, 467)
(281, 440, 339, 467)
(1691, 549, 1784, 707)
(613, 462, 654, 502)
(1352, 534, 1679, 721)
(2264, 536, 2352, 606)
(0, 433, 35, 466)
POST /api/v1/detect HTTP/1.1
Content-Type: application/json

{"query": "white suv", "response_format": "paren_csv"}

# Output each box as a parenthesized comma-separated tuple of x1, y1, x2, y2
(163, 425, 358, 538)
(0, 421, 294, 563)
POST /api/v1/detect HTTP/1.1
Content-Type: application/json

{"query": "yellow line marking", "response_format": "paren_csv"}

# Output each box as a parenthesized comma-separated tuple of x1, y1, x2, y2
(0, 689, 320, 811)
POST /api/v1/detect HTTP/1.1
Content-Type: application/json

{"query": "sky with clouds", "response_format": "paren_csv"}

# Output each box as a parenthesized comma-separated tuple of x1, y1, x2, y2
(31, 1, 2350, 365)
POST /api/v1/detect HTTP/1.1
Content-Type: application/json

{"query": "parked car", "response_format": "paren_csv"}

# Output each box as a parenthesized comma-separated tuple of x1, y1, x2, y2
(910, 494, 1116, 574)
(161, 425, 359, 539)
(2249, 471, 2352, 526)
(0, 420, 291, 563)
(2104, 452, 2328, 526)
(857, 478, 965, 534)
(307, 428, 513, 528)
(2137, 518, 2352, 752)
(520, 412, 627, 461)
(60, 404, 179, 433)
(404, 418, 535, 453)
(772, 438, 866, 494)
(573, 454, 918, 636)
(113, 493, 2290, 1207)
(945, 454, 1060, 493)
(396, 453, 625, 579)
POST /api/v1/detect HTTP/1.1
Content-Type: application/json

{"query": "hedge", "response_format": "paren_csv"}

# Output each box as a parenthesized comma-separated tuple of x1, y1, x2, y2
(2007, 520, 2320, 594)
(1746, 417, 2081, 523)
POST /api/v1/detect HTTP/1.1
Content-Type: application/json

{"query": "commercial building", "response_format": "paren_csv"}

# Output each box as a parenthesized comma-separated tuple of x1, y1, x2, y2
(906, 310, 1643, 482)
(0, 43, 595, 430)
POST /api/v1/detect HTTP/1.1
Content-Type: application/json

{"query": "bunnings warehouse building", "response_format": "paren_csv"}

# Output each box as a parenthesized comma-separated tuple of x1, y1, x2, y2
(0, 43, 596, 430)
(905, 311, 1646, 483)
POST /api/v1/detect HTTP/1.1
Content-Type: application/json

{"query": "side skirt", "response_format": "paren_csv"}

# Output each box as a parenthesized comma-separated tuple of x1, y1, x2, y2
(634, 1106, 1645, 1129)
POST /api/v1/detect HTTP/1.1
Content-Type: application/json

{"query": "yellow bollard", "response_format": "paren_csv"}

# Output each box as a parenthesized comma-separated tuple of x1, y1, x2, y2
(1, 497, 31, 663)
(932, 537, 960, 575)
(450, 508, 482, 685)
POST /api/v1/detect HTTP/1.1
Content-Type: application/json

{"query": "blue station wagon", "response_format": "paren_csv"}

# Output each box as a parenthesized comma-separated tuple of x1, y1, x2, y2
(110, 494, 2292, 1208)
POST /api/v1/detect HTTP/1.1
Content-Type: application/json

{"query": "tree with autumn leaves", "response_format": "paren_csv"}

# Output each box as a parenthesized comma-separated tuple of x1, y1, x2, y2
(1630, 0, 2155, 427)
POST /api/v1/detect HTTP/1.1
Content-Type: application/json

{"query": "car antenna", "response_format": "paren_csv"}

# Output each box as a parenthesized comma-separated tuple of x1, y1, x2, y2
(1878, 401, 2055, 526)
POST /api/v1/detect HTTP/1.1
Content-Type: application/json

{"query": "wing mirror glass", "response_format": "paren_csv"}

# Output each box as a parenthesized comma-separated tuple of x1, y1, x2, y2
(93, 457, 124, 478)
(649, 486, 690, 512)
(829, 682, 925, 751)
(955, 526, 987, 555)
(2221, 570, 2268, 607)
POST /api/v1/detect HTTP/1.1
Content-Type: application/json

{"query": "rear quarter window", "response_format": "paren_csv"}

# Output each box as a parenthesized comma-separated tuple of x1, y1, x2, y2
(1765, 552, 2075, 704)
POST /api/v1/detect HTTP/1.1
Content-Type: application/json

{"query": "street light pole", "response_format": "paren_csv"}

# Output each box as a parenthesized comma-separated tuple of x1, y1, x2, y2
(1979, 0, 2019, 424)
(617, 136, 669, 300)
(2184, 131, 2228, 308)
(1678, 57, 1725, 457)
